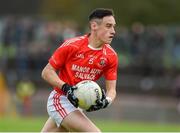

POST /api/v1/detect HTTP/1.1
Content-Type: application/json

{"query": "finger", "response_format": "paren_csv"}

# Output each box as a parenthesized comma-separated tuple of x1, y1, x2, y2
(96, 99, 103, 105)
(72, 86, 78, 90)
(75, 97, 79, 103)
(74, 102, 78, 108)
(101, 89, 106, 99)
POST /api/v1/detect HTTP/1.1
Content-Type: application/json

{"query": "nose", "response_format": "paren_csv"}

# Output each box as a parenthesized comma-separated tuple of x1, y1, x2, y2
(111, 27, 116, 35)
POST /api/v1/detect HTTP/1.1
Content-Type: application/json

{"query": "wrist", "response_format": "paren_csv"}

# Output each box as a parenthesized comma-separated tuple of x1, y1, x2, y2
(61, 83, 70, 94)
(57, 80, 65, 89)
(106, 97, 113, 106)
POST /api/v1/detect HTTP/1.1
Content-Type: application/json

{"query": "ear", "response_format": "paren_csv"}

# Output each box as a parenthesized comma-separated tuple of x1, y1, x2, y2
(90, 21, 98, 30)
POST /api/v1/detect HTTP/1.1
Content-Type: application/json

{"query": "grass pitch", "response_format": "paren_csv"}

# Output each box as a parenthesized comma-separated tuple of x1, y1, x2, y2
(0, 116, 180, 132)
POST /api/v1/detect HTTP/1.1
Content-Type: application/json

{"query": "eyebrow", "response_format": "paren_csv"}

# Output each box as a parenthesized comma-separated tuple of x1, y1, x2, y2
(106, 23, 116, 26)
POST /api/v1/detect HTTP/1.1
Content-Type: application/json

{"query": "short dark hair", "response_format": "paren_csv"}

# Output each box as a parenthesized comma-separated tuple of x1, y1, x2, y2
(88, 8, 114, 21)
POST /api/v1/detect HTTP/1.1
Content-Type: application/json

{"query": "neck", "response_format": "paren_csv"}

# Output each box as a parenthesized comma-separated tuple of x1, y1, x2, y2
(88, 34, 103, 48)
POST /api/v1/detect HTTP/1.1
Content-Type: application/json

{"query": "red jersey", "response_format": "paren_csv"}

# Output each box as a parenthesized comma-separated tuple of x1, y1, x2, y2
(49, 35, 118, 94)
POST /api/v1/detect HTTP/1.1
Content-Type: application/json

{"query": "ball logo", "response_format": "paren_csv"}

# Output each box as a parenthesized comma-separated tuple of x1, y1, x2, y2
(94, 88, 100, 100)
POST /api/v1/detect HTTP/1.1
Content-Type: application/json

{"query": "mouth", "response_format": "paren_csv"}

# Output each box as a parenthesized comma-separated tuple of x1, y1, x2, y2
(109, 36, 114, 39)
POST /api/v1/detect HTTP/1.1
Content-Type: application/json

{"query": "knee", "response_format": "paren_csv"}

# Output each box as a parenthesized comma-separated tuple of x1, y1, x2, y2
(41, 125, 54, 132)
(92, 127, 101, 133)
(96, 129, 102, 133)
(41, 128, 47, 133)
(41, 126, 50, 133)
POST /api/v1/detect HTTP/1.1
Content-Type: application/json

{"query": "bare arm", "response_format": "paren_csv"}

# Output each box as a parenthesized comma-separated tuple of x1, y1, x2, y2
(105, 80, 117, 102)
(41, 63, 65, 88)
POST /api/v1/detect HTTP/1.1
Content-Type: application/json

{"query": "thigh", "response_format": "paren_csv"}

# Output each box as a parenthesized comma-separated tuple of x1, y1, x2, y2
(47, 90, 78, 127)
(61, 110, 101, 132)
(41, 117, 68, 132)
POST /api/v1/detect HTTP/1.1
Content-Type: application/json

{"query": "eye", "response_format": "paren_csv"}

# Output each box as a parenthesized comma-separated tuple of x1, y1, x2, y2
(106, 24, 112, 28)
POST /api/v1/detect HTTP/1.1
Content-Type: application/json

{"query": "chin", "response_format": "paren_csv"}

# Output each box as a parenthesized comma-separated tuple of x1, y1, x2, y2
(102, 39, 112, 44)
(106, 40, 112, 44)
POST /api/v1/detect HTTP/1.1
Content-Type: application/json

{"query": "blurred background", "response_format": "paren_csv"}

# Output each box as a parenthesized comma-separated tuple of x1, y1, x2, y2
(1, 0, 180, 131)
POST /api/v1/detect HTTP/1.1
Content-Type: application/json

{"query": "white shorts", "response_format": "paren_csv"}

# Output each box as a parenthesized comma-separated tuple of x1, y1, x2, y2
(47, 90, 78, 127)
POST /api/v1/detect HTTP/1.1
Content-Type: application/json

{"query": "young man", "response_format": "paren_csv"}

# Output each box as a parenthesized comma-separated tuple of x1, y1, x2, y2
(41, 8, 118, 132)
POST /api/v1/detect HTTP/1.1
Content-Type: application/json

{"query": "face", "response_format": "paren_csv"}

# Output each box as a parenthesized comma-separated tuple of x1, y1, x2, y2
(91, 16, 116, 44)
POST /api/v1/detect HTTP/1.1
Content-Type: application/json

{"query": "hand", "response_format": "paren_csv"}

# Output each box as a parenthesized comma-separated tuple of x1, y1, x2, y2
(62, 83, 79, 108)
(86, 89, 111, 112)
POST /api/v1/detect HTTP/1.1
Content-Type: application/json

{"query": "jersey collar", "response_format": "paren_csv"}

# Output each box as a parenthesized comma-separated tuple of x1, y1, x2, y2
(88, 44, 103, 50)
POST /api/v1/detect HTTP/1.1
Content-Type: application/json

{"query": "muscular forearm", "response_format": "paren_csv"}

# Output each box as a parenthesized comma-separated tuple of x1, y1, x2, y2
(41, 63, 65, 88)
(106, 89, 116, 101)
(105, 80, 117, 102)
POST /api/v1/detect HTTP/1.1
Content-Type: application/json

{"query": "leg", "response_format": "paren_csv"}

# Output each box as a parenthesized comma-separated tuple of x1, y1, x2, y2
(41, 117, 68, 132)
(45, 91, 100, 132)
(62, 110, 101, 132)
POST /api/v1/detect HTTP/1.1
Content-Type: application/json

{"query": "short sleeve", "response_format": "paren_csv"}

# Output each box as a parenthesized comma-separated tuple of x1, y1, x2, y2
(103, 54, 118, 80)
(49, 44, 74, 70)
